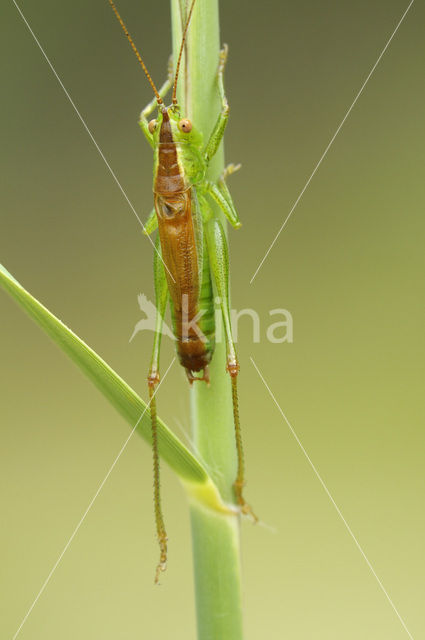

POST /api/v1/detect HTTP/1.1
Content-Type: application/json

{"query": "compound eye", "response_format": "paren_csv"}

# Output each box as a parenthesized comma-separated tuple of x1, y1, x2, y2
(148, 119, 157, 134)
(178, 118, 192, 133)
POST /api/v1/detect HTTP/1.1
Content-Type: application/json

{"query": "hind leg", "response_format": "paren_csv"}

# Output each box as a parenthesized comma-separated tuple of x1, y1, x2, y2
(205, 218, 257, 520)
(148, 237, 170, 582)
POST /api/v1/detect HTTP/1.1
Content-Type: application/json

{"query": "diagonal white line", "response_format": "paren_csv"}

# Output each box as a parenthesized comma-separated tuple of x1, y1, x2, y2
(11, 0, 175, 283)
(250, 356, 414, 640)
(11, 358, 175, 640)
(250, 0, 415, 284)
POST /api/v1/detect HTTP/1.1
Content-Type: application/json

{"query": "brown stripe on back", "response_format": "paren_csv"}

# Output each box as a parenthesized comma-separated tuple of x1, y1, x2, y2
(154, 190, 209, 373)
(155, 109, 185, 194)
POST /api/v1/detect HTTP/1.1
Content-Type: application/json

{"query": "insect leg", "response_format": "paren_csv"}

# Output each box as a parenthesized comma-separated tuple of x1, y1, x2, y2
(143, 207, 158, 236)
(148, 236, 170, 582)
(204, 45, 230, 162)
(205, 218, 257, 521)
(139, 56, 174, 148)
(221, 162, 241, 181)
(205, 180, 241, 229)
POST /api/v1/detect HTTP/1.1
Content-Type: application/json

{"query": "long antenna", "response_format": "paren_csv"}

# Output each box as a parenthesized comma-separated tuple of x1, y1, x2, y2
(108, 0, 163, 104)
(172, 0, 197, 105)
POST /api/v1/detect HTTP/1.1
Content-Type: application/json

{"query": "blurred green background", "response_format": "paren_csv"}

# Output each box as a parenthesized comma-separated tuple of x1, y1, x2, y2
(1, 0, 424, 638)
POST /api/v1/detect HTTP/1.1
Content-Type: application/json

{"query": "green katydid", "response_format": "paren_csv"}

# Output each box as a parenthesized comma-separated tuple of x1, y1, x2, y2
(109, 0, 256, 583)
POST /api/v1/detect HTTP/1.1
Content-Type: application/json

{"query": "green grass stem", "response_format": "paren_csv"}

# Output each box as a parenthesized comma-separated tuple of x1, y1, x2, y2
(172, 2, 244, 638)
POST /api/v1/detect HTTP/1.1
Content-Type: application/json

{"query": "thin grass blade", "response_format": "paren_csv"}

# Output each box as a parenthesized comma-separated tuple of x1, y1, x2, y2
(0, 263, 208, 485)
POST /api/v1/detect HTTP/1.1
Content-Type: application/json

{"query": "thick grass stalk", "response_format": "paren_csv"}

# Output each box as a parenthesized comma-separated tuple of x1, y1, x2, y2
(171, 2, 244, 638)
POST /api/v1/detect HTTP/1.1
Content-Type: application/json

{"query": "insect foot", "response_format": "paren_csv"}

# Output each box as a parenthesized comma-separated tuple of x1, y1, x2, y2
(218, 43, 229, 74)
(233, 479, 258, 524)
(221, 163, 241, 181)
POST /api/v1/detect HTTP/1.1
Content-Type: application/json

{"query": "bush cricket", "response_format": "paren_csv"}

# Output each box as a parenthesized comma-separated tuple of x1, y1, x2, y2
(108, 0, 256, 583)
